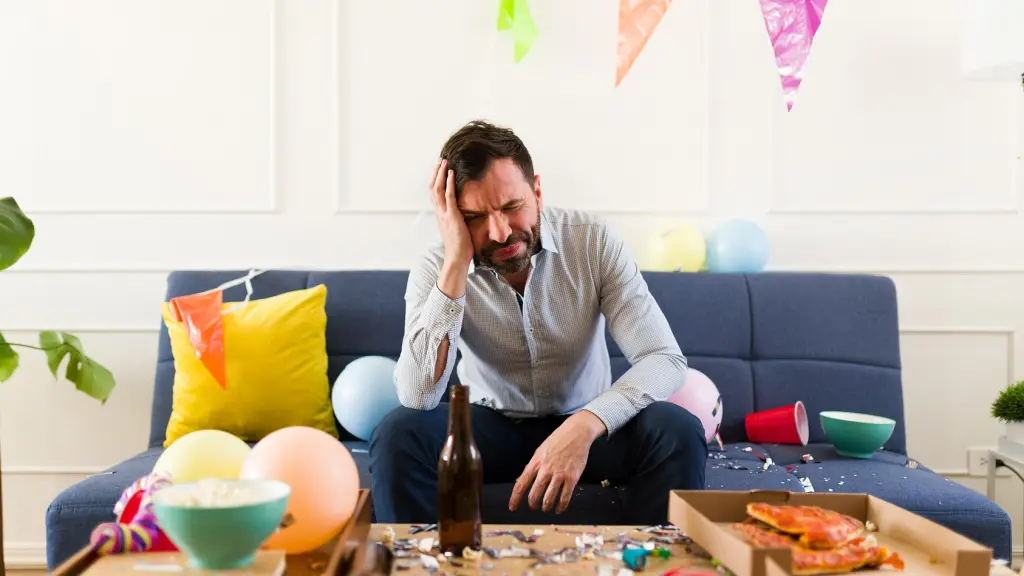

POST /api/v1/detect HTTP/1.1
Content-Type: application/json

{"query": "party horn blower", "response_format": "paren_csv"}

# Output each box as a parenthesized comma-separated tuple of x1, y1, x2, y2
(745, 401, 809, 445)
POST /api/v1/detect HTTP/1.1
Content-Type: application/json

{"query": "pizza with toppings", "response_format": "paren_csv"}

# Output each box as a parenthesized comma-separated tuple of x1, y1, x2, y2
(746, 502, 865, 549)
(730, 503, 905, 574)
(731, 522, 904, 575)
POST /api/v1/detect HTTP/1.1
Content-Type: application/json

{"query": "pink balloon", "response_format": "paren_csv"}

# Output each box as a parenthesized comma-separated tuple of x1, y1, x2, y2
(667, 368, 723, 444)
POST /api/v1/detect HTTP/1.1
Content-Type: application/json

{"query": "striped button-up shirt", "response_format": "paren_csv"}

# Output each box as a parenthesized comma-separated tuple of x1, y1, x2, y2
(394, 206, 688, 436)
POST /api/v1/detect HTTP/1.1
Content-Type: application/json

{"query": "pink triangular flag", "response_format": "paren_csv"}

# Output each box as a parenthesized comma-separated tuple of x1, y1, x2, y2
(616, 0, 673, 87)
(759, 0, 829, 110)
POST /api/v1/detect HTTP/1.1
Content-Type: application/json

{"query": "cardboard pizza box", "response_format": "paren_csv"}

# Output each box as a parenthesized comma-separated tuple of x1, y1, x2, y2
(53, 488, 373, 576)
(668, 489, 994, 576)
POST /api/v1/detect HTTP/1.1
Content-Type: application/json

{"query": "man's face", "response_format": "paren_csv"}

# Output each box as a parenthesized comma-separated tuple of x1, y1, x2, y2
(458, 158, 543, 275)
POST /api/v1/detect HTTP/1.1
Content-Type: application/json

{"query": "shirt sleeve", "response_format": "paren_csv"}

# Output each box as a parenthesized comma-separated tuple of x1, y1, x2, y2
(393, 248, 466, 410)
(581, 222, 688, 436)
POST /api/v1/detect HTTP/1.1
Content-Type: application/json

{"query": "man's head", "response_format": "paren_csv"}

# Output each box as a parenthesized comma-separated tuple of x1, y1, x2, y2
(439, 120, 542, 276)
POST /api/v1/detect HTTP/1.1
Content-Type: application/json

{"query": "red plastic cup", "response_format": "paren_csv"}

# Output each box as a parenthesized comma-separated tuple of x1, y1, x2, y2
(745, 401, 810, 445)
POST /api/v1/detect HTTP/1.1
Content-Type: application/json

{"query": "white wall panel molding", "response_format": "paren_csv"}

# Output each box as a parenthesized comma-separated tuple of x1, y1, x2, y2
(768, 207, 1020, 216)
(760, 0, 1024, 217)
(333, 0, 713, 216)
(1, 0, 281, 216)
(900, 325, 1015, 382)
(899, 326, 1015, 474)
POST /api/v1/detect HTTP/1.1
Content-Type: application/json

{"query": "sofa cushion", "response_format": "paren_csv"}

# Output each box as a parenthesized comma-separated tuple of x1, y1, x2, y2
(160, 284, 338, 446)
(152, 270, 316, 447)
(746, 273, 907, 453)
(751, 360, 905, 453)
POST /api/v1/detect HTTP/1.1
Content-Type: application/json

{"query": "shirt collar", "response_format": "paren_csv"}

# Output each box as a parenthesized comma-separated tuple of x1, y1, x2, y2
(469, 209, 559, 275)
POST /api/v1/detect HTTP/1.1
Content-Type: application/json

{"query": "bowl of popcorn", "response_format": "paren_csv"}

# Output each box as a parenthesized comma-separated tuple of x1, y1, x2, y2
(150, 477, 291, 569)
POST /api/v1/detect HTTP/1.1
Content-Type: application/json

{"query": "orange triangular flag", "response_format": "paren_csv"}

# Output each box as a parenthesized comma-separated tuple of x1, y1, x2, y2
(170, 290, 227, 389)
(616, 0, 673, 87)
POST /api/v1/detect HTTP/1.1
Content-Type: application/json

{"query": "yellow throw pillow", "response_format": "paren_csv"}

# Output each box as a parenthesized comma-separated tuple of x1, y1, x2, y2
(161, 284, 338, 447)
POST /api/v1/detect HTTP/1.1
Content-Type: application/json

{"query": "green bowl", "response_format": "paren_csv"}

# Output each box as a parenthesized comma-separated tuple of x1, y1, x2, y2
(820, 411, 896, 459)
(151, 478, 291, 570)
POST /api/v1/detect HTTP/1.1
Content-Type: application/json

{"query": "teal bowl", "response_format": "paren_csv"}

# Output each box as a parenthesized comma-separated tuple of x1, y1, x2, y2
(820, 411, 896, 459)
(151, 479, 291, 570)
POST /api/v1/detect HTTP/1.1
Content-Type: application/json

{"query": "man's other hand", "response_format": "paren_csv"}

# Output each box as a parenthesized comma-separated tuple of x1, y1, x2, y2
(508, 410, 606, 514)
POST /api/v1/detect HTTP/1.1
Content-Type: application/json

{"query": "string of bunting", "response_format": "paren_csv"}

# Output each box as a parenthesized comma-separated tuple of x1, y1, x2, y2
(496, 0, 830, 111)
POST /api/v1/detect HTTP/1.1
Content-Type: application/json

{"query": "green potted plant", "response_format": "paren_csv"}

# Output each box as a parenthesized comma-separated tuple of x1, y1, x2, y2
(0, 197, 115, 573)
(991, 380, 1024, 444)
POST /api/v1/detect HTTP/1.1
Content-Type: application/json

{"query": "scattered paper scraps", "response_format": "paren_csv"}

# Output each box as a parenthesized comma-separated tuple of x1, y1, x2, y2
(409, 523, 437, 534)
(798, 476, 815, 492)
(486, 528, 543, 543)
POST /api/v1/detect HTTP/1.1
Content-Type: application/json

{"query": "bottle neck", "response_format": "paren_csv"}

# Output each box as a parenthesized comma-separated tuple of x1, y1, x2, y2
(447, 384, 472, 436)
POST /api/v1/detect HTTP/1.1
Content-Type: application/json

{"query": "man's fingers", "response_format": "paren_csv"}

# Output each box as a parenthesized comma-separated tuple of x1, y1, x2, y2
(556, 476, 578, 514)
(429, 158, 442, 189)
(431, 159, 448, 206)
(444, 169, 456, 213)
(509, 464, 537, 511)
(528, 470, 551, 510)
(542, 475, 564, 513)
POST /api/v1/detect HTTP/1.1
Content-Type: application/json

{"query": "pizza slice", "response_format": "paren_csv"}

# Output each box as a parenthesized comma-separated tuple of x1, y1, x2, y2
(731, 522, 905, 575)
(746, 502, 865, 549)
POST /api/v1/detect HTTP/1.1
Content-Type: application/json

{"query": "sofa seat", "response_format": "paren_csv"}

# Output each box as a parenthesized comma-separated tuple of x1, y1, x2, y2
(46, 440, 1012, 569)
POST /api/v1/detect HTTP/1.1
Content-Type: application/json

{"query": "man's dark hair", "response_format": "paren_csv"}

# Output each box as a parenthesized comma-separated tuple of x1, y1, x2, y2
(438, 120, 535, 197)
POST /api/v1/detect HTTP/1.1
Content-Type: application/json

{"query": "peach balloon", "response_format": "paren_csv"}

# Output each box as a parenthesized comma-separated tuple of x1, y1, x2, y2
(239, 426, 360, 554)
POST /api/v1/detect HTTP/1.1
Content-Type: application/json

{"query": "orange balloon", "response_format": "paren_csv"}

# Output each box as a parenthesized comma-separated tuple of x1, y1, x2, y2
(239, 426, 360, 554)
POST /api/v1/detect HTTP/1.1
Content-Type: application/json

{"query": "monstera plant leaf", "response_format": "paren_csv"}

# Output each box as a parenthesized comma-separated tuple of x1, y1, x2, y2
(0, 198, 115, 402)
(0, 196, 34, 271)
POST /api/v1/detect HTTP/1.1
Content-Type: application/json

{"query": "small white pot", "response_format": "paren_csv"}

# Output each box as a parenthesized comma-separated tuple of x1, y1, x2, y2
(1006, 421, 1024, 444)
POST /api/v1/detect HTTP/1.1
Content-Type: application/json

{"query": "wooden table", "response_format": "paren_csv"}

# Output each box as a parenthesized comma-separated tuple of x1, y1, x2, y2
(370, 524, 1020, 576)
(371, 523, 740, 575)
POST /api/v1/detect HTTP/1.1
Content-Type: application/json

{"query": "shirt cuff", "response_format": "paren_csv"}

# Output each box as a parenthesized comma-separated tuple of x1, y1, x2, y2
(422, 283, 465, 339)
(582, 388, 637, 437)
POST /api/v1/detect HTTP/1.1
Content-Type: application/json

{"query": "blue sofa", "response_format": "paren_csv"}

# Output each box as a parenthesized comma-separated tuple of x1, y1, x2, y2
(45, 270, 1011, 568)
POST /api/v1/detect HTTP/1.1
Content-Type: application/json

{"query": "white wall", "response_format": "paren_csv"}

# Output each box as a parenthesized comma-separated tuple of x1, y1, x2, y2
(1, 0, 1022, 567)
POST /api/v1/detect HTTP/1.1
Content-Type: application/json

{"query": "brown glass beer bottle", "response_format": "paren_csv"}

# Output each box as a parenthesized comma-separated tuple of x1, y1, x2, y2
(437, 383, 483, 554)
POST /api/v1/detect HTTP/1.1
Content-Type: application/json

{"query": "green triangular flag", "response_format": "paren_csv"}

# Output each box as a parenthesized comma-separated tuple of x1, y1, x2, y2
(496, 0, 537, 63)
(497, 0, 515, 30)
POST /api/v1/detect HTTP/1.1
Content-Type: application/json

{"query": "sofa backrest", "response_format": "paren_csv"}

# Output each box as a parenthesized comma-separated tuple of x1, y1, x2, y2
(151, 270, 906, 453)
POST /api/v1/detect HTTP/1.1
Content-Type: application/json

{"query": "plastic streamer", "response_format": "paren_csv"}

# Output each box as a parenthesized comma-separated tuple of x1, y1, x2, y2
(168, 269, 265, 389)
(90, 473, 175, 555)
(759, 0, 829, 111)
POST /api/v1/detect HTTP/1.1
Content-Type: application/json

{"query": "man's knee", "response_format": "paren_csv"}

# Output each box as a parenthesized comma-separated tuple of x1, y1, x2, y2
(635, 401, 709, 456)
(369, 405, 443, 455)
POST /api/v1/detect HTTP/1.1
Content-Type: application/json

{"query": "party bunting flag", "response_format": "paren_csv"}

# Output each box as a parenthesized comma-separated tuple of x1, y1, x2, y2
(759, 0, 829, 110)
(169, 290, 227, 389)
(616, 0, 673, 87)
(497, 0, 539, 63)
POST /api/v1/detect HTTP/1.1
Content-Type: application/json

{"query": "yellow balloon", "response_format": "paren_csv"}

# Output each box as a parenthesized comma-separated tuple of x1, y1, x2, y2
(153, 429, 252, 483)
(646, 222, 706, 272)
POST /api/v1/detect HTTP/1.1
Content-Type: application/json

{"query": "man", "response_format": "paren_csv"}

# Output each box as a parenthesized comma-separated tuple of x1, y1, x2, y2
(369, 120, 707, 525)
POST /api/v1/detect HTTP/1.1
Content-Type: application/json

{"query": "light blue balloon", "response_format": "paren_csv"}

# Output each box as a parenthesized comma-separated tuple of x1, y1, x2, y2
(332, 355, 401, 441)
(706, 219, 771, 273)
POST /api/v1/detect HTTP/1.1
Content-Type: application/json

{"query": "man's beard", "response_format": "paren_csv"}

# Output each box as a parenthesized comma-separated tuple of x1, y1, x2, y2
(477, 214, 541, 275)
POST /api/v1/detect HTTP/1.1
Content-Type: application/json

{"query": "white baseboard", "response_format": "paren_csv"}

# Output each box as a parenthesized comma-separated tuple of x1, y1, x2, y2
(4, 541, 48, 569)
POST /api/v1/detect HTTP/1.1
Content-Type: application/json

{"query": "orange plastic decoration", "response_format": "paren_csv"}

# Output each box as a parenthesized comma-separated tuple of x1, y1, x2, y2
(616, 0, 673, 87)
(170, 290, 227, 389)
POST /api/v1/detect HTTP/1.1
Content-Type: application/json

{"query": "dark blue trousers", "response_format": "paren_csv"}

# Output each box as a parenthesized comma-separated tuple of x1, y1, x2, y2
(368, 401, 707, 525)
